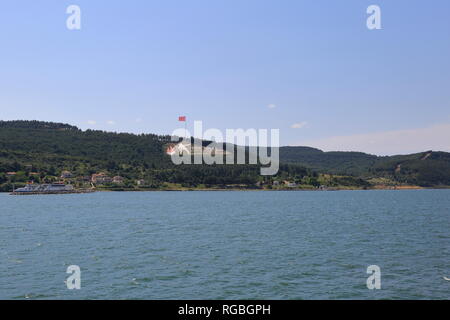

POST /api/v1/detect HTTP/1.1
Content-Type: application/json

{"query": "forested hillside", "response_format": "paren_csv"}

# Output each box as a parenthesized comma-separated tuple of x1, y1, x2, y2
(1, 120, 449, 190)
(0, 121, 313, 191)
(279, 147, 378, 175)
(279, 146, 450, 186)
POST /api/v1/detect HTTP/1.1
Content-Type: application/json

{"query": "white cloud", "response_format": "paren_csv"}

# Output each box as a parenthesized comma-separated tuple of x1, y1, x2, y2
(267, 104, 277, 109)
(297, 123, 450, 155)
(291, 121, 308, 129)
(87, 120, 96, 125)
(107, 120, 116, 125)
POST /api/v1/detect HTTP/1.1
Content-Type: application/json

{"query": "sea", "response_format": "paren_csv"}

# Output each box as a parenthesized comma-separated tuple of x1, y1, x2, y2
(0, 190, 449, 299)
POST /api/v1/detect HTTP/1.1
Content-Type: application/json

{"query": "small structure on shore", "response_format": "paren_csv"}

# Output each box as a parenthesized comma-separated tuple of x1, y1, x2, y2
(113, 176, 125, 185)
(91, 173, 112, 184)
(60, 171, 73, 179)
(284, 181, 297, 187)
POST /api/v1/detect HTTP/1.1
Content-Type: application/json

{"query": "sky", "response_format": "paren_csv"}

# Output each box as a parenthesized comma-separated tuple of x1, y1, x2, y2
(0, 0, 449, 155)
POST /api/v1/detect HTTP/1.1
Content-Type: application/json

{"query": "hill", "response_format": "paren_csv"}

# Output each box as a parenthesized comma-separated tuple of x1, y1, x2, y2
(0, 120, 312, 191)
(279, 147, 378, 175)
(370, 151, 450, 187)
(1, 120, 449, 190)
(280, 146, 450, 187)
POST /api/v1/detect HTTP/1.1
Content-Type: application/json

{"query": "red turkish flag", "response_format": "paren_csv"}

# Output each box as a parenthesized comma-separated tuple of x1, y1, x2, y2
(178, 116, 186, 122)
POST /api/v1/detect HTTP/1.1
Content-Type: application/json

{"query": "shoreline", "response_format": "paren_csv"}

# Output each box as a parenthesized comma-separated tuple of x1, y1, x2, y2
(101, 187, 448, 192)
(4, 186, 450, 194)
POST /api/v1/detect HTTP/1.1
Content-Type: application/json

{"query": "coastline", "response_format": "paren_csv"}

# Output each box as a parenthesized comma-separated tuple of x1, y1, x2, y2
(5, 187, 448, 194)
(98, 187, 448, 192)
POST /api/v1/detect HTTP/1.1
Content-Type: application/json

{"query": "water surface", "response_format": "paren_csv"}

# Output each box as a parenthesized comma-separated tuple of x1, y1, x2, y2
(0, 190, 449, 299)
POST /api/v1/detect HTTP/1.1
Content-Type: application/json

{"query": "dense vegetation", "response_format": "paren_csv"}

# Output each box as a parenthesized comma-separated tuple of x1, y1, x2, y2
(370, 152, 450, 187)
(1, 120, 449, 191)
(281, 146, 450, 187)
(0, 121, 316, 191)
(280, 147, 378, 175)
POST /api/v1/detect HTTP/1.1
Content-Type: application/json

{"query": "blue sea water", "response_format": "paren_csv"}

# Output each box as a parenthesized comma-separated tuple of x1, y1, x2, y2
(0, 190, 449, 300)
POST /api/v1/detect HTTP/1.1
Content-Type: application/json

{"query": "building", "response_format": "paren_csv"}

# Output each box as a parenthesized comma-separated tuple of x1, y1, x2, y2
(284, 181, 297, 187)
(6, 172, 17, 177)
(60, 171, 73, 179)
(113, 176, 125, 185)
(91, 173, 112, 184)
(136, 179, 145, 186)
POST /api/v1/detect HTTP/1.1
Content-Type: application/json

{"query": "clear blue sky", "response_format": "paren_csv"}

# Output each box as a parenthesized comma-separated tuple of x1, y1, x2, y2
(1, 0, 449, 155)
